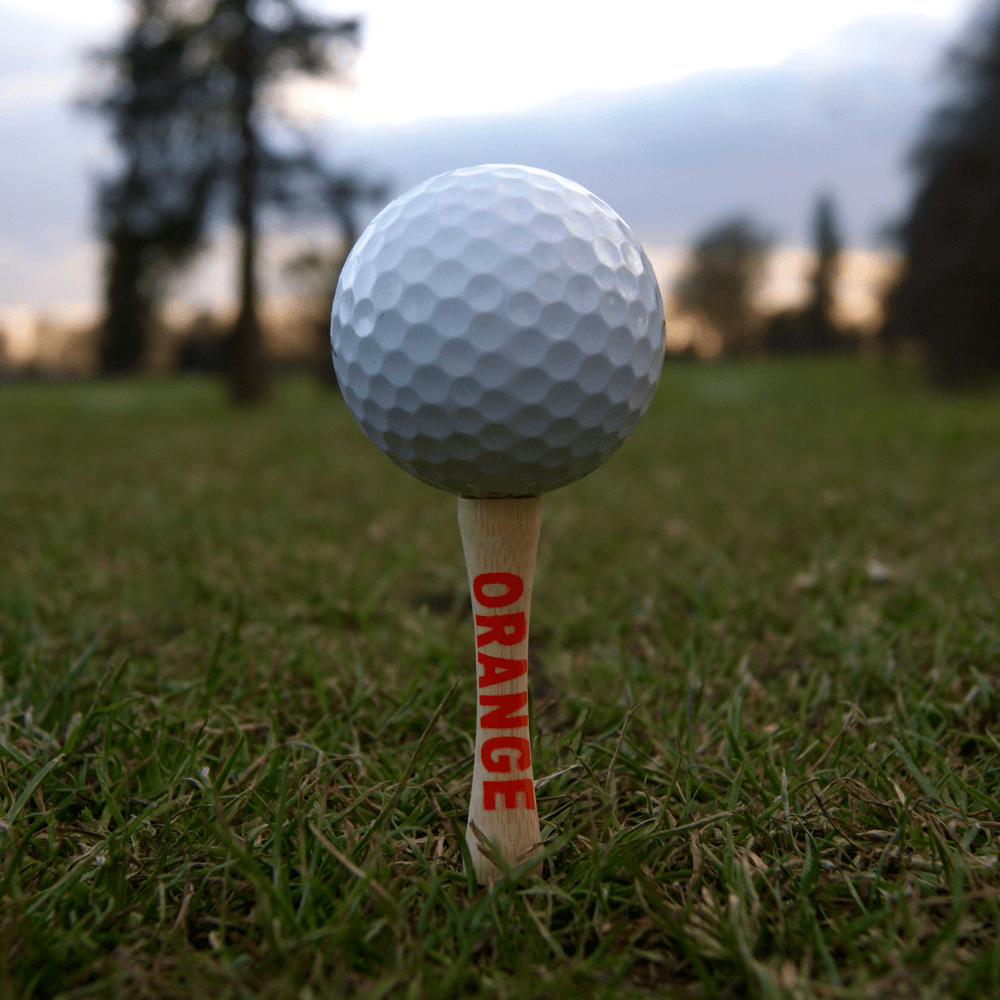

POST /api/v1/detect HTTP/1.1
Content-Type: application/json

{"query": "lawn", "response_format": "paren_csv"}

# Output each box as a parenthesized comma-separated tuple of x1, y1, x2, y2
(1, 358, 999, 998)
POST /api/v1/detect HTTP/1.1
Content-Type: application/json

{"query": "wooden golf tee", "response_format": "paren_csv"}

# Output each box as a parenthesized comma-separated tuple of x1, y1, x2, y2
(458, 496, 543, 884)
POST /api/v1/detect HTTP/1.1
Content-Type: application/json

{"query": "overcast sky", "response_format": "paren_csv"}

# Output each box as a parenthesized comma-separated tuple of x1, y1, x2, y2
(0, 0, 987, 339)
(3, 0, 983, 125)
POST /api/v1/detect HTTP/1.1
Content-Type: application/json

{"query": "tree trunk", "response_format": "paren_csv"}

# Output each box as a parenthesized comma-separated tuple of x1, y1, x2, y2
(802, 250, 840, 351)
(101, 230, 151, 375)
(230, 193, 268, 404)
(228, 9, 268, 406)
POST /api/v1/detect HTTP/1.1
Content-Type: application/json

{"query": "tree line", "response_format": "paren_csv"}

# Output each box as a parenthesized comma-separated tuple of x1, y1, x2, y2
(673, 194, 846, 359)
(16, 0, 996, 395)
(678, 0, 1000, 384)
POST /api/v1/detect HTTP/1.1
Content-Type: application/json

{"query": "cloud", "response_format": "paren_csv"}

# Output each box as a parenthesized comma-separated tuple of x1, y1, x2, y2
(0, 8, 954, 318)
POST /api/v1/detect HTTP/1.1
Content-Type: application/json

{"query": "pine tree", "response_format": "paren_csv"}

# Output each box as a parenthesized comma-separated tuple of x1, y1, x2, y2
(762, 194, 847, 355)
(90, 0, 364, 403)
(801, 194, 842, 350)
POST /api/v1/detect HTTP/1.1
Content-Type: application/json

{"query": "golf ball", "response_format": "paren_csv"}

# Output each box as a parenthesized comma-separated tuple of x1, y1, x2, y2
(330, 164, 665, 497)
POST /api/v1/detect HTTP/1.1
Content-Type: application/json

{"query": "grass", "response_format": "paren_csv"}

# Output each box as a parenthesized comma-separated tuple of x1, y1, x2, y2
(1, 358, 1000, 998)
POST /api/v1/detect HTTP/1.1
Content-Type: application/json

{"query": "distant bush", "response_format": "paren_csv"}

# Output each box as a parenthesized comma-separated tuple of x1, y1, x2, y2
(674, 216, 772, 356)
(174, 313, 233, 375)
(284, 250, 346, 390)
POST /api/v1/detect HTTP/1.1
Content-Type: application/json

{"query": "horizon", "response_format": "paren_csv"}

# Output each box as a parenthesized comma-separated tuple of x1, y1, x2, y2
(0, 242, 900, 369)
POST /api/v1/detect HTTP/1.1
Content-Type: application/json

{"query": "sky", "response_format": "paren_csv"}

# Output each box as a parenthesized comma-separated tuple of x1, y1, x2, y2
(3, 0, 983, 125)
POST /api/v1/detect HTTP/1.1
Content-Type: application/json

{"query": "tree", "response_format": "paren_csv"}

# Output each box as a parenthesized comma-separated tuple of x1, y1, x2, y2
(801, 194, 842, 349)
(881, 3, 1000, 385)
(98, 164, 216, 374)
(90, 0, 365, 403)
(764, 193, 846, 354)
(674, 217, 772, 355)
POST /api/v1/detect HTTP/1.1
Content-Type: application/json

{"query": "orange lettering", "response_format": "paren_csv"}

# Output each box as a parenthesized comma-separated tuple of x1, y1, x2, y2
(483, 778, 535, 810)
(473, 572, 524, 608)
(481, 736, 531, 773)
(477, 653, 527, 688)
(479, 692, 528, 729)
(475, 612, 526, 648)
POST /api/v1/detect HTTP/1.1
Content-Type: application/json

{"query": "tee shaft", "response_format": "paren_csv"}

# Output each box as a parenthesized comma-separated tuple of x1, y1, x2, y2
(458, 496, 543, 883)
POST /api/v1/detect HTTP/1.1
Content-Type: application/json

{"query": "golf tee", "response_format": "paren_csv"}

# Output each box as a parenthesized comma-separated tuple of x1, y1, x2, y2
(458, 496, 543, 883)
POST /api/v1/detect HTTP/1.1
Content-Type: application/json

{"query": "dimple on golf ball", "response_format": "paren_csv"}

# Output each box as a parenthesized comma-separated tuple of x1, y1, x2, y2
(330, 164, 665, 497)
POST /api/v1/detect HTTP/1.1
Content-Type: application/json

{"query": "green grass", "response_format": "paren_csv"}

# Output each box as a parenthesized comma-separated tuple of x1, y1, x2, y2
(2, 359, 1000, 998)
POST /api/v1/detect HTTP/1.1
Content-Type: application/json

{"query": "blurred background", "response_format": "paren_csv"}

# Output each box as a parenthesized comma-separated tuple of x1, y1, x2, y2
(0, 0, 996, 400)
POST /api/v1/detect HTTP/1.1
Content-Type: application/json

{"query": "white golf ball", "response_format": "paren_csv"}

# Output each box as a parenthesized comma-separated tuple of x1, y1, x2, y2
(330, 164, 665, 497)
